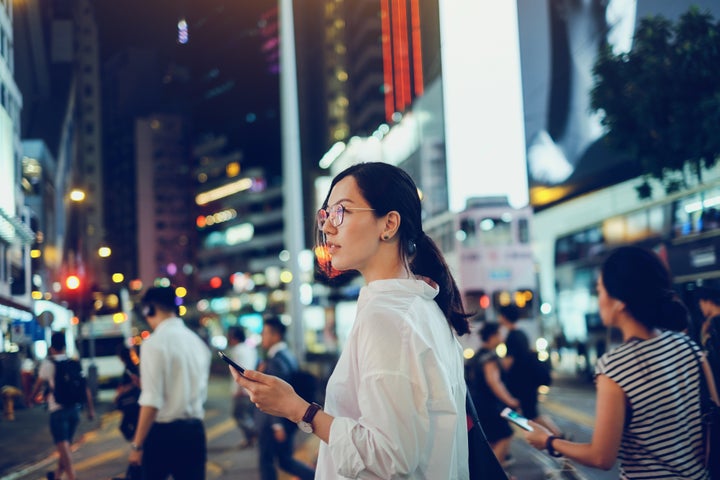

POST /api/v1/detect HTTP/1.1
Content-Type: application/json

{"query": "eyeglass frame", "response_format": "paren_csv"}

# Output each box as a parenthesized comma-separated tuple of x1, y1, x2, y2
(317, 204, 375, 229)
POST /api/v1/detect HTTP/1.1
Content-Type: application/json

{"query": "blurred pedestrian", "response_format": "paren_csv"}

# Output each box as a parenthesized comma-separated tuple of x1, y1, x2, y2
(523, 246, 709, 479)
(31, 331, 95, 480)
(20, 346, 37, 406)
(698, 286, 720, 388)
(115, 345, 141, 441)
(465, 322, 519, 466)
(127, 286, 211, 480)
(499, 304, 562, 437)
(253, 316, 314, 480)
(231, 162, 474, 478)
(228, 326, 258, 449)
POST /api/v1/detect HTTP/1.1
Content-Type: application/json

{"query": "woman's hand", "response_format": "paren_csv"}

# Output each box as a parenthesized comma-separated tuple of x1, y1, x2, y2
(230, 368, 308, 422)
(523, 420, 552, 450)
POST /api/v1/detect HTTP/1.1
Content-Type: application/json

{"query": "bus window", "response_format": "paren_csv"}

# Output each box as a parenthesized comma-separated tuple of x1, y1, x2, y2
(518, 218, 530, 244)
(478, 217, 512, 246)
(459, 218, 477, 246)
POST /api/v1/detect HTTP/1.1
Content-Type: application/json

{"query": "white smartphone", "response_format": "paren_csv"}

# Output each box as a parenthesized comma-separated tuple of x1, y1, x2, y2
(500, 407, 533, 431)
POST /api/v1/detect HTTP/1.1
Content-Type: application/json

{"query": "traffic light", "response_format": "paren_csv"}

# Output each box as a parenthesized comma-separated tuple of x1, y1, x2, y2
(65, 274, 81, 291)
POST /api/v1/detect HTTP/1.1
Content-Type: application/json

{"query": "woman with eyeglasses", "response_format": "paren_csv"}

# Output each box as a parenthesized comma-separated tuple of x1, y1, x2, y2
(231, 162, 473, 479)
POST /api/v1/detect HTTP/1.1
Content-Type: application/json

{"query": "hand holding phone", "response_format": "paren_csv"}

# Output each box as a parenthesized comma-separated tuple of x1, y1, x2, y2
(500, 407, 534, 431)
(218, 351, 246, 375)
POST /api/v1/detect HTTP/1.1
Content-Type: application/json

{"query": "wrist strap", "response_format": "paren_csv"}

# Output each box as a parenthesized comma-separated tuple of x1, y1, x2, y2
(546, 435, 562, 457)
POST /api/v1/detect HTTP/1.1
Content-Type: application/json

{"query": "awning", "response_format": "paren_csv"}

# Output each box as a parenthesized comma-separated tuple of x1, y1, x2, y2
(0, 295, 34, 322)
(0, 207, 35, 245)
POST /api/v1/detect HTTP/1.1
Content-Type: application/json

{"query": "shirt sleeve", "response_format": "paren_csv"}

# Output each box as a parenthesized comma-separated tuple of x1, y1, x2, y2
(138, 340, 165, 409)
(326, 309, 433, 478)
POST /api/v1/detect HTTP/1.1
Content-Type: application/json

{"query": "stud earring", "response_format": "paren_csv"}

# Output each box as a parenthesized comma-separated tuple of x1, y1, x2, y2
(383, 235, 390, 240)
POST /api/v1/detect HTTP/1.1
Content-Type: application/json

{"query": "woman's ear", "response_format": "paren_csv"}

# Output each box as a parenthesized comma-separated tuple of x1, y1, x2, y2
(381, 211, 401, 240)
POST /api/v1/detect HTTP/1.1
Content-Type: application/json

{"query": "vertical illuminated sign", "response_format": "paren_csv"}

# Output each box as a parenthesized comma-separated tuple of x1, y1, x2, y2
(381, 0, 425, 122)
(0, 108, 15, 215)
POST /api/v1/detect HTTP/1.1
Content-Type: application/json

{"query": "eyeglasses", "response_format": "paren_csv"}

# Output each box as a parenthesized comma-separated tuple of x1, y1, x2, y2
(317, 204, 375, 229)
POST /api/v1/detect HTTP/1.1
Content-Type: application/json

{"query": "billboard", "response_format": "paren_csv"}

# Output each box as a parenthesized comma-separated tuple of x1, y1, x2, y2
(518, 0, 720, 210)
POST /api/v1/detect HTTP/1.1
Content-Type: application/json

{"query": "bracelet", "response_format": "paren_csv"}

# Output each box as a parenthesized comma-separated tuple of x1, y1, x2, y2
(546, 435, 562, 457)
(130, 442, 143, 452)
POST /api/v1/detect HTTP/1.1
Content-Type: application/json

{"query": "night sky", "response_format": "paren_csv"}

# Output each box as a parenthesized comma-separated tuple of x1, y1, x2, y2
(93, 0, 283, 178)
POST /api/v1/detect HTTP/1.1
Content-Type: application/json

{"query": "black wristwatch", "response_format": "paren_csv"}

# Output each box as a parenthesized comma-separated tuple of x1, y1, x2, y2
(298, 402, 322, 433)
(546, 435, 562, 457)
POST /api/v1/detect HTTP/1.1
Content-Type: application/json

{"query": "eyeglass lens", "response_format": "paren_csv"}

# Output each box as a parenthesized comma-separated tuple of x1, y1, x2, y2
(317, 205, 344, 228)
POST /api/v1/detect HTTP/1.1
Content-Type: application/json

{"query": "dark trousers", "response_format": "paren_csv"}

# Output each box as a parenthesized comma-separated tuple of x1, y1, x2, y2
(258, 425, 315, 480)
(142, 418, 206, 480)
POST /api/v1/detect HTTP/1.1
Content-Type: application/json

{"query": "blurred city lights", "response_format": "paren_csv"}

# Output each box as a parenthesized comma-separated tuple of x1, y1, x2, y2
(112, 273, 124, 283)
(98, 246, 111, 257)
(175, 286, 187, 297)
(177, 18, 189, 44)
(69, 189, 86, 202)
(65, 275, 81, 290)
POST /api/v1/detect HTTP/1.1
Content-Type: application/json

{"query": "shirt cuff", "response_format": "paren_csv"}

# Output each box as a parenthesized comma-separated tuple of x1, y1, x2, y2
(328, 417, 365, 478)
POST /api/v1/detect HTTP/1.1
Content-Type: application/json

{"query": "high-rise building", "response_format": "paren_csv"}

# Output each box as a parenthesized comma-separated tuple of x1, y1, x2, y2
(135, 114, 195, 292)
(0, 0, 36, 356)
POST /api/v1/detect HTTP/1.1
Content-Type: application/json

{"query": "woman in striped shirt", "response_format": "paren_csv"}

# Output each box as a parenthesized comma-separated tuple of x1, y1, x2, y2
(524, 246, 709, 479)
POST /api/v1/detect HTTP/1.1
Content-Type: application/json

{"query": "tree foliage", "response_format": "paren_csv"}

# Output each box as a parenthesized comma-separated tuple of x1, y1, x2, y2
(590, 7, 720, 198)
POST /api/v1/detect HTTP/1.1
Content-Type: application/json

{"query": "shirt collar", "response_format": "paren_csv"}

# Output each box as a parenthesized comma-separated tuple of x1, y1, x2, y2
(267, 341, 288, 358)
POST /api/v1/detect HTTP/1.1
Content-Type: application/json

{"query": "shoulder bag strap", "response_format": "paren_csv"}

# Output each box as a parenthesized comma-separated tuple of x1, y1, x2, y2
(681, 333, 720, 406)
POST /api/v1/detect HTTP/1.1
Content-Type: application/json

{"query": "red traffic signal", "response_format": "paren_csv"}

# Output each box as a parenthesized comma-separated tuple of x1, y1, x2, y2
(65, 274, 81, 291)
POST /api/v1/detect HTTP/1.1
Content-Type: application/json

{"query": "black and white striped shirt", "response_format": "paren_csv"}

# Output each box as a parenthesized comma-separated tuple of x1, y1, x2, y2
(596, 331, 708, 479)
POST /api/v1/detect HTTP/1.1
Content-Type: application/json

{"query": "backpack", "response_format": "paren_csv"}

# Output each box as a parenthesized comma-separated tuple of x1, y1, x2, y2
(52, 359, 87, 407)
(275, 350, 319, 404)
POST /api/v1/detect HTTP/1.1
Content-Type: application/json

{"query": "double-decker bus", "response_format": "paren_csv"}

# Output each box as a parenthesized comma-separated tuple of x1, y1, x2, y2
(424, 197, 543, 356)
(551, 182, 720, 378)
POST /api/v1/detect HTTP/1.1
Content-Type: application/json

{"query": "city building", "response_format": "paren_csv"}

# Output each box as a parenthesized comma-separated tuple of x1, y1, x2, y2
(0, 0, 36, 363)
(135, 114, 195, 293)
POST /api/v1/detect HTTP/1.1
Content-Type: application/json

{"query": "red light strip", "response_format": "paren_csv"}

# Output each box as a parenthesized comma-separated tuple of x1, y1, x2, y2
(391, 0, 404, 112)
(396, 0, 411, 108)
(381, 0, 395, 122)
(410, 0, 424, 96)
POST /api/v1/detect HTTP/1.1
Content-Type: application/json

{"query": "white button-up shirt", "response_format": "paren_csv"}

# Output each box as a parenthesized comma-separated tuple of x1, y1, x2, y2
(138, 317, 211, 423)
(316, 278, 469, 479)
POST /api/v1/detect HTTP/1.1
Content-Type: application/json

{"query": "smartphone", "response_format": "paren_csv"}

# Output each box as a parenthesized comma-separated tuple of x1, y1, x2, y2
(500, 407, 533, 431)
(218, 351, 246, 375)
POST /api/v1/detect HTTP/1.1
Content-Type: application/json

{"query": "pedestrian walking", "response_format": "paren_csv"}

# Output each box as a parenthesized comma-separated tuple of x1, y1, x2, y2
(698, 286, 720, 388)
(253, 316, 314, 480)
(30, 331, 95, 480)
(127, 286, 211, 480)
(228, 325, 258, 449)
(231, 162, 475, 478)
(523, 246, 710, 479)
(465, 322, 519, 466)
(499, 304, 562, 437)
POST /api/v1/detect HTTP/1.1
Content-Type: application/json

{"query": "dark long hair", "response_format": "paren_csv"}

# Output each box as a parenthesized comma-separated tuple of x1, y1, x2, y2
(601, 246, 689, 332)
(319, 162, 471, 336)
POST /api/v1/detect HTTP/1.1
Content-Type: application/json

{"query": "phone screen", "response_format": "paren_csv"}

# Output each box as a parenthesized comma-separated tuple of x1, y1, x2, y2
(218, 351, 246, 375)
(500, 407, 533, 431)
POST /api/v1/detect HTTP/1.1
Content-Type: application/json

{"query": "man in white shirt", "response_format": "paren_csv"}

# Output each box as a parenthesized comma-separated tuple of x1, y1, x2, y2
(127, 286, 211, 479)
(228, 325, 258, 448)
